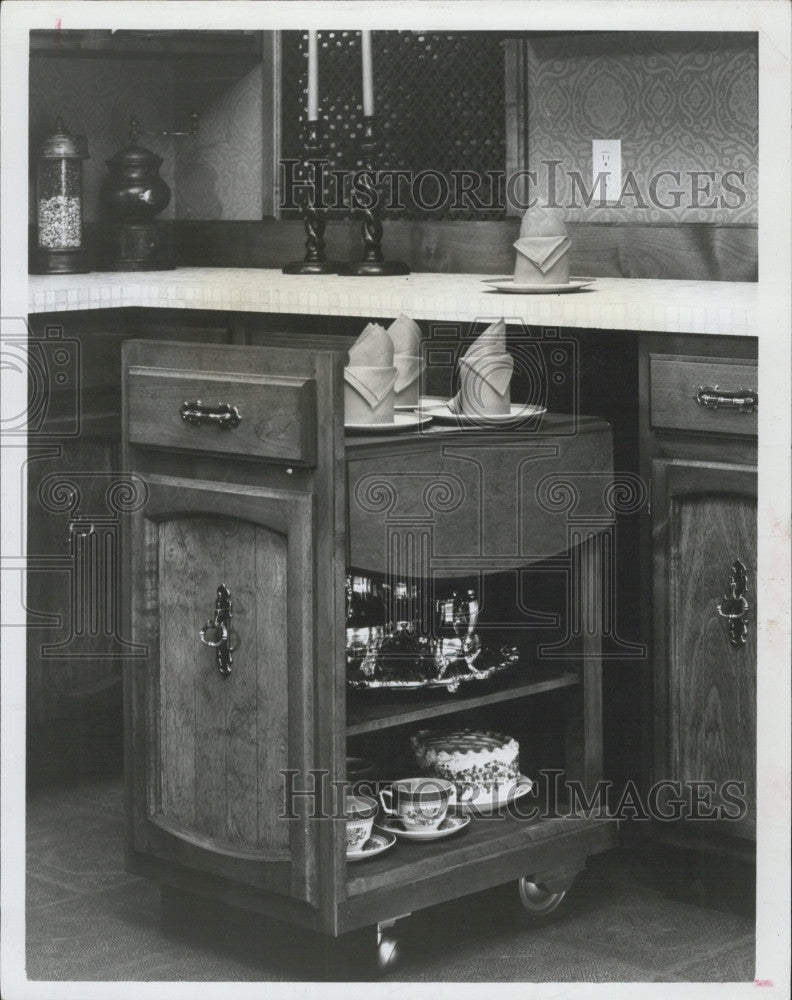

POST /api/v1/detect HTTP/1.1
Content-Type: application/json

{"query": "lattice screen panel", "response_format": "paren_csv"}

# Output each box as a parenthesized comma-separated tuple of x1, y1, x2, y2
(280, 31, 506, 220)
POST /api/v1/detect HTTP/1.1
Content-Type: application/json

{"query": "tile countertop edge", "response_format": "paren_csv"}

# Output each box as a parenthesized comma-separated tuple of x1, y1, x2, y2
(26, 270, 758, 338)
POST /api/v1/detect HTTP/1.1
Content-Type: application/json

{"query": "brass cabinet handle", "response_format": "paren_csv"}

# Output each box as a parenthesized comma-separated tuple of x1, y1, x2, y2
(716, 559, 749, 649)
(695, 385, 757, 414)
(180, 399, 241, 429)
(199, 583, 238, 676)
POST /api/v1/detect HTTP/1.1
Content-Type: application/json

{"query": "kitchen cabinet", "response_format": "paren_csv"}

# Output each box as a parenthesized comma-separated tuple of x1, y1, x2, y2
(641, 339, 758, 850)
(25, 309, 233, 783)
(121, 335, 619, 955)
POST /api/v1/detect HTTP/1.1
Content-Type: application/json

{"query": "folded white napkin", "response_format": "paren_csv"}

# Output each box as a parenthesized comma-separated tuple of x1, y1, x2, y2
(345, 322, 397, 424)
(513, 236, 571, 274)
(387, 314, 424, 406)
(514, 206, 571, 285)
(448, 319, 513, 416)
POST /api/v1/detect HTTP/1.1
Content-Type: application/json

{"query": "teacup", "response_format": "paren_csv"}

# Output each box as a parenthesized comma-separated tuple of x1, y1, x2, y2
(345, 793, 377, 852)
(378, 777, 456, 831)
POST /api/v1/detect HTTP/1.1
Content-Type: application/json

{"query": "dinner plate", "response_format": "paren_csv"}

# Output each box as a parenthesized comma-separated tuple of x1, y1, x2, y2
(346, 830, 397, 861)
(394, 396, 447, 413)
(345, 413, 433, 433)
(419, 402, 547, 426)
(483, 278, 595, 294)
(456, 775, 534, 815)
(375, 813, 471, 842)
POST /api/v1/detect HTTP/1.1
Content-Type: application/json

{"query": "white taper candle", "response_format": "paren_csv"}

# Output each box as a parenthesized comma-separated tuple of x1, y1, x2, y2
(361, 30, 374, 116)
(307, 31, 319, 121)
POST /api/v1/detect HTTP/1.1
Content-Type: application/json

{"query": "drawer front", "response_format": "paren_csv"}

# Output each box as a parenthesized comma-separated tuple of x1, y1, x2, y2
(127, 366, 316, 465)
(650, 355, 757, 436)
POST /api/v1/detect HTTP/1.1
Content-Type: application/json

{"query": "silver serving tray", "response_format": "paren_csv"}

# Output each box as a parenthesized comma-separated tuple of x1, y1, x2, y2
(347, 645, 519, 694)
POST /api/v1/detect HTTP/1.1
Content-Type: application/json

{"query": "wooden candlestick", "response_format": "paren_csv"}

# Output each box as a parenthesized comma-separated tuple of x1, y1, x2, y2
(337, 117, 410, 277)
(282, 122, 332, 275)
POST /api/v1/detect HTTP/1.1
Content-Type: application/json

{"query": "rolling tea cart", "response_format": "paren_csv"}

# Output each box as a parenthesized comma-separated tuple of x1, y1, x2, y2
(121, 335, 620, 970)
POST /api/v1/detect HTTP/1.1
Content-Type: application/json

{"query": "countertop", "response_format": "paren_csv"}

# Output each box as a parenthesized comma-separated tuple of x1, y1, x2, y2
(27, 269, 757, 337)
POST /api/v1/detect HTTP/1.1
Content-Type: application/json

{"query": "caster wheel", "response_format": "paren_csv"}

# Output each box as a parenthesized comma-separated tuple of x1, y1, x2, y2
(517, 876, 571, 919)
(376, 929, 399, 972)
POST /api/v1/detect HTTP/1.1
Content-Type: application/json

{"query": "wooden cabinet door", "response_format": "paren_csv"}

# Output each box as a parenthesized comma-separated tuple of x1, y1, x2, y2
(653, 459, 756, 839)
(127, 474, 317, 902)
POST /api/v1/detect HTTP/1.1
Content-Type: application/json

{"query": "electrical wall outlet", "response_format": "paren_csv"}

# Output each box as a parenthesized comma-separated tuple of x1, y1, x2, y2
(592, 139, 622, 203)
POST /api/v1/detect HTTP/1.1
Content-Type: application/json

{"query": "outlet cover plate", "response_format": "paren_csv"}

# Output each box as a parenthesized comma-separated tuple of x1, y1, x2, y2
(592, 139, 621, 203)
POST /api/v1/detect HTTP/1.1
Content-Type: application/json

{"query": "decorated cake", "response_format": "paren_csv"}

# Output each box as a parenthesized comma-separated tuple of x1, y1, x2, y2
(411, 729, 521, 798)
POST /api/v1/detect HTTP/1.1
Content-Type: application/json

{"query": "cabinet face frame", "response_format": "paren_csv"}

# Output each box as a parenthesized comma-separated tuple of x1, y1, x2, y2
(651, 457, 757, 839)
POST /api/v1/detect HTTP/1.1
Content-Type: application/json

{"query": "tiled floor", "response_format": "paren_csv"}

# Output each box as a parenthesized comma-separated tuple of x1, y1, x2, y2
(25, 773, 755, 983)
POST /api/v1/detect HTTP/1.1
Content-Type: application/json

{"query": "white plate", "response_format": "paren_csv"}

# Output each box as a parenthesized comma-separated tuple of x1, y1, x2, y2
(375, 813, 471, 842)
(394, 396, 447, 413)
(419, 402, 547, 426)
(345, 413, 433, 433)
(457, 775, 534, 815)
(346, 830, 397, 862)
(483, 278, 595, 294)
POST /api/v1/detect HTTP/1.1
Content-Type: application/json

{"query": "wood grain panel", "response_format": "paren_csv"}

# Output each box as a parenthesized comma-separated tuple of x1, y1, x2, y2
(157, 515, 292, 852)
(221, 522, 259, 848)
(157, 517, 203, 834)
(254, 525, 290, 850)
(167, 218, 757, 282)
(671, 492, 756, 836)
(192, 520, 233, 843)
(650, 355, 757, 436)
(127, 471, 316, 899)
(127, 368, 316, 465)
(346, 424, 612, 573)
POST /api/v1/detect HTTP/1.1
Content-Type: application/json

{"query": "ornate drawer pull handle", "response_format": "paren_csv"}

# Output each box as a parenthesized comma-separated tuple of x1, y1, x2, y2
(695, 385, 757, 414)
(716, 559, 749, 649)
(180, 399, 241, 429)
(199, 584, 238, 676)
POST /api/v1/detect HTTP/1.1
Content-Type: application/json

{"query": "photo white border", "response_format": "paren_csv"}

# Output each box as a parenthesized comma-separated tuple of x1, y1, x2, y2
(2, 2, 789, 998)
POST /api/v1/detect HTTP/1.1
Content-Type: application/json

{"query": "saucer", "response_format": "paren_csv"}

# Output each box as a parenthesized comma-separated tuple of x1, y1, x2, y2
(345, 413, 433, 433)
(375, 813, 471, 842)
(457, 775, 534, 815)
(346, 830, 397, 862)
(483, 278, 594, 294)
(419, 402, 547, 426)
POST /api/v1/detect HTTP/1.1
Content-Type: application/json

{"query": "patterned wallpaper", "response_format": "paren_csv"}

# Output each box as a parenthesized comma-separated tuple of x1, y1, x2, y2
(29, 57, 176, 221)
(174, 63, 263, 220)
(524, 32, 757, 224)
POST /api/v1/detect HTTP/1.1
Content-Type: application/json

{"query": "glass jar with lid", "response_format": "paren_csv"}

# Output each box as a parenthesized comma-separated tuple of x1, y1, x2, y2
(33, 118, 90, 274)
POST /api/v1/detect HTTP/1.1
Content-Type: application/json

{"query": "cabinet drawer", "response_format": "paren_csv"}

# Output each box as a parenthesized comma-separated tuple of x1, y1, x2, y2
(649, 355, 757, 436)
(127, 365, 316, 465)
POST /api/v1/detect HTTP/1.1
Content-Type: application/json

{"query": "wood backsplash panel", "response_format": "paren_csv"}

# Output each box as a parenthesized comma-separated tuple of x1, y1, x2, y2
(169, 218, 757, 282)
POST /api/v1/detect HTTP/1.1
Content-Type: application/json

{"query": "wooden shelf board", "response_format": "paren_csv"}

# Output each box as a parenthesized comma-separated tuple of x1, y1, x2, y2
(346, 808, 612, 898)
(346, 666, 580, 736)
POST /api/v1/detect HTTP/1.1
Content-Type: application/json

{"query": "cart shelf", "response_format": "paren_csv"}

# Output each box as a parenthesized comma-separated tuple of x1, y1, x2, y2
(346, 665, 580, 735)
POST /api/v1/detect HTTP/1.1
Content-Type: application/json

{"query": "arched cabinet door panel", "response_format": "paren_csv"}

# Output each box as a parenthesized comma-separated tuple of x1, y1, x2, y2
(127, 474, 316, 903)
(653, 459, 756, 840)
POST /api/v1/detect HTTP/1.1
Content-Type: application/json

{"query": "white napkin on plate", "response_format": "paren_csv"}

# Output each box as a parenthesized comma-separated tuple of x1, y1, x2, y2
(386, 314, 424, 407)
(448, 319, 513, 416)
(514, 206, 571, 285)
(345, 323, 397, 424)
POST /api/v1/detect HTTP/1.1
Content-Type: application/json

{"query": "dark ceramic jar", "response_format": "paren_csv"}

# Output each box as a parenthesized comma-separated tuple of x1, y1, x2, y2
(101, 144, 170, 221)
